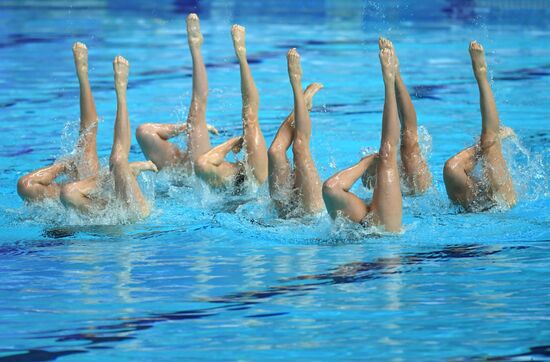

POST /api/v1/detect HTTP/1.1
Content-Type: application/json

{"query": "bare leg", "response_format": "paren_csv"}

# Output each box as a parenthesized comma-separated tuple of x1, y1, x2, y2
(110, 56, 156, 218)
(287, 49, 324, 214)
(469, 41, 516, 206)
(323, 155, 377, 222)
(136, 14, 213, 172)
(268, 83, 323, 212)
(378, 38, 432, 195)
(186, 13, 212, 162)
(443, 145, 479, 208)
(370, 47, 402, 232)
(231, 25, 268, 184)
(72, 42, 100, 179)
(195, 137, 243, 188)
(17, 163, 69, 201)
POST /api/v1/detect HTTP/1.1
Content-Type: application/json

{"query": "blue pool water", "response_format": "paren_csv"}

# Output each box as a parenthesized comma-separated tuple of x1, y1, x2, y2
(1, 0, 549, 360)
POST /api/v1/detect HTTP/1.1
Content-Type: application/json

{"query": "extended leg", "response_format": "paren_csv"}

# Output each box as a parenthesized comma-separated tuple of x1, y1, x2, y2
(17, 163, 68, 201)
(231, 25, 268, 184)
(287, 49, 323, 214)
(195, 137, 243, 188)
(323, 155, 377, 222)
(469, 41, 516, 206)
(268, 83, 323, 211)
(186, 13, 212, 162)
(379, 38, 432, 195)
(110, 56, 155, 218)
(370, 47, 402, 232)
(443, 145, 479, 208)
(73, 42, 100, 179)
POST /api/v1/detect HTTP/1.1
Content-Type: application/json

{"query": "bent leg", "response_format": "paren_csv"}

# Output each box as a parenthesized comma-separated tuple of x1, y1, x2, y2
(17, 163, 68, 202)
(443, 145, 478, 208)
(231, 25, 268, 185)
(370, 47, 402, 232)
(287, 49, 323, 214)
(73, 42, 100, 179)
(469, 41, 516, 206)
(136, 123, 189, 170)
(322, 155, 377, 222)
(268, 83, 323, 211)
(110, 56, 153, 218)
(379, 38, 431, 195)
(195, 136, 243, 188)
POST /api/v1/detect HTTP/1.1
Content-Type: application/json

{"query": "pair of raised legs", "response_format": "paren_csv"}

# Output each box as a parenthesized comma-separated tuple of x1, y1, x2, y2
(17, 42, 100, 202)
(268, 49, 324, 217)
(443, 41, 516, 210)
(322, 41, 403, 232)
(136, 14, 267, 190)
(60, 55, 157, 219)
(362, 38, 432, 196)
(193, 24, 267, 189)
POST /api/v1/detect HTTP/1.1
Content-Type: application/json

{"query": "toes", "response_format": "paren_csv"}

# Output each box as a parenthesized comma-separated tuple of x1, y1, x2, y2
(187, 13, 198, 22)
(73, 41, 87, 51)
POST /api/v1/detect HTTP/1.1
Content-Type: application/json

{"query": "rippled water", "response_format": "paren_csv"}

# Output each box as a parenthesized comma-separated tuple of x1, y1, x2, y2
(1, 0, 549, 360)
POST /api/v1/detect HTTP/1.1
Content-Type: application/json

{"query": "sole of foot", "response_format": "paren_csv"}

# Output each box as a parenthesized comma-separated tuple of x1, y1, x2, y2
(187, 13, 203, 47)
(469, 40, 487, 77)
(72, 42, 88, 75)
(287, 48, 302, 84)
(231, 24, 246, 58)
(113, 56, 129, 90)
(379, 47, 395, 83)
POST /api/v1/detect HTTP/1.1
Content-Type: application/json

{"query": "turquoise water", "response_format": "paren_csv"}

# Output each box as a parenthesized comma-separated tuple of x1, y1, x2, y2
(1, 0, 549, 360)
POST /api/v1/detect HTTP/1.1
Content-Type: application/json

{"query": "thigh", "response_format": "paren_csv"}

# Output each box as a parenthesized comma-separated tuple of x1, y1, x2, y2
(443, 166, 477, 208)
(323, 187, 369, 223)
(371, 159, 402, 231)
(137, 133, 188, 170)
(293, 150, 323, 212)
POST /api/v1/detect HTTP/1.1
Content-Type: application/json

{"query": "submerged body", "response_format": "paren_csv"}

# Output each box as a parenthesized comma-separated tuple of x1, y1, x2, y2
(60, 56, 157, 220)
(362, 38, 432, 196)
(136, 14, 217, 174)
(443, 41, 516, 211)
(268, 49, 324, 217)
(322, 39, 403, 232)
(17, 42, 100, 203)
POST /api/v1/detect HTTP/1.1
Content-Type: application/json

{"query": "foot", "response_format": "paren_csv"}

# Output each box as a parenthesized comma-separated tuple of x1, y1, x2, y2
(499, 126, 516, 140)
(378, 37, 399, 73)
(231, 136, 244, 154)
(113, 56, 130, 92)
(187, 13, 203, 48)
(72, 42, 89, 78)
(379, 47, 395, 84)
(231, 24, 246, 59)
(303, 82, 323, 111)
(130, 161, 158, 176)
(287, 48, 302, 86)
(469, 41, 487, 79)
(206, 123, 220, 136)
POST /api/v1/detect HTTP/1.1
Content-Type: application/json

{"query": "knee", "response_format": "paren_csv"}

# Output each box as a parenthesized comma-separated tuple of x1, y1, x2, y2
(322, 179, 341, 199)
(378, 141, 396, 164)
(291, 137, 309, 157)
(59, 183, 80, 208)
(443, 158, 459, 178)
(17, 175, 36, 199)
(268, 143, 286, 162)
(194, 154, 212, 176)
(136, 124, 156, 143)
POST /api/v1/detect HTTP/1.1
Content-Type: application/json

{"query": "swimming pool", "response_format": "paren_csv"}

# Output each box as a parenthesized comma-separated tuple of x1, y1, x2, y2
(1, 0, 549, 360)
